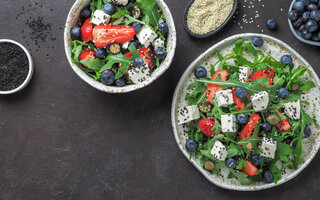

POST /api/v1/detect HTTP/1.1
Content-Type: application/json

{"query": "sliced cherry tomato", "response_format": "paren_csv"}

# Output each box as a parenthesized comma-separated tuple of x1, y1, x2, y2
(243, 161, 258, 176)
(206, 70, 228, 103)
(275, 111, 291, 131)
(79, 48, 95, 68)
(119, 47, 156, 70)
(238, 114, 261, 141)
(81, 18, 93, 42)
(198, 118, 216, 137)
(251, 68, 275, 88)
(232, 88, 246, 111)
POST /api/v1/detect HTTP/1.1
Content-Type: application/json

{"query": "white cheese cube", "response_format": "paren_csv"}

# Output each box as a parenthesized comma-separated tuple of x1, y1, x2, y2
(251, 91, 269, 111)
(221, 115, 237, 133)
(128, 64, 151, 84)
(152, 38, 164, 50)
(260, 137, 277, 159)
(177, 105, 200, 125)
(211, 141, 227, 161)
(136, 25, 157, 47)
(91, 10, 111, 25)
(215, 89, 234, 107)
(284, 100, 301, 120)
(239, 67, 254, 83)
(110, 0, 128, 6)
(121, 41, 130, 50)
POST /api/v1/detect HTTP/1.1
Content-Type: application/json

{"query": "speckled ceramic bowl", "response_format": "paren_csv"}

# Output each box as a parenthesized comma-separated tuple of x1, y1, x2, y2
(171, 33, 320, 191)
(64, 0, 176, 93)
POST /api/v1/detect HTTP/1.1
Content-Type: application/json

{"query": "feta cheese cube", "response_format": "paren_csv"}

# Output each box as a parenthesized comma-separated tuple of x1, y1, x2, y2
(251, 91, 269, 111)
(128, 64, 151, 84)
(177, 105, 200, 125)
(91, 10, 111, 25)
(239, 67, 254, 83)
(215, 89, 234, 107)
(121, 41, 130, 50)
(260, 137, 277, 159)
(211, 141, 227, 161)
(221, 115, 237, 133)
(136, 25, 157, 47)
(110, 0, 128, 6)
(152, 38, 165, 50)
(284, 100, 300, 120)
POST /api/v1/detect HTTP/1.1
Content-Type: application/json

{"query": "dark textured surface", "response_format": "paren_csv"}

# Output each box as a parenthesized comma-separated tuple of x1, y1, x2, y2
(0, 0, 319, 199)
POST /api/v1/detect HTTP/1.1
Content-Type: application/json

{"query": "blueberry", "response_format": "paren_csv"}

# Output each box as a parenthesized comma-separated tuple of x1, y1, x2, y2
(261, 123, 272, 132)
(158, 22, 168, 35)
(307, 3, 318, 11)
(129, 40, 139, 48)
(103, 2, 116, 15)
(293, 17, 303, 28)
(252, 36, 264, 47)
(235, 86, 247, 99)
(310, 10, 320, 21)
(310, 0, 317, 3)
(71, 27, 81, 40)
(101, 70, 115, 86)
(312, 33, 320, 41)
(302, 29, 313, 39)
(298, 24, 306, 32)
(306, 19, 319, 32)
(251, 154, 262, 167)
(237, 113, 249, 125)
(80, 8, 91, 19)
(115, 77, 126, 87)
(278, 88, 289, 99)
(288, 10, 299, 21)
(302, 12, 310, 23)
(132, 22, 142, 33)
(226, 158, 237, 169)
(318, 1, 320, 7)
(194, 66, 207, 78)
(95, 48, 107, 60)
(302, 0, 310, 6)
(293, 1, 305, 12)
(133, 57, 144, 67)
(266, 18, 277, 30)
(281, 55, 293, 65)
(155, 48, 167, 59)
(185, 139, 198, 152)
(263, 171, 274, 183)
(304, 126, 312, 138)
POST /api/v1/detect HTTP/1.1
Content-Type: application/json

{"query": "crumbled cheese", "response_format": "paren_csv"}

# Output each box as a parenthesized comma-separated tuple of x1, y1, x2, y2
(128, 64, 151, 84)
(152, 38, 165, 50)
(284, 100, 301, 120)
(110, 0, 128, 6)
(251, 91, 269, 111)
(177, 105, 200, 125)
(211, 141, 227, 161)
(215, 89, 234, 107)
(239, 66, 253, 83)
(221, 114, 237, 133)
(260, 137, 277, 159)
(136, 25, 157, 47)
(91, 10, 111, 25)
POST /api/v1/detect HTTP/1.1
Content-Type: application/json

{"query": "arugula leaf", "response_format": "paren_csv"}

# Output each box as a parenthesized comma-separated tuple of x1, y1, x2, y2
(299, 80, 315, 92)
(227, 143, 242, 158)
(80, 58, 105, 71)
(185, 82, 207, 106)
(71, 40, 89, 64)
(100, 53, 133, 72)
(136, 0, 157, 12)
(145, 4, 161, 26)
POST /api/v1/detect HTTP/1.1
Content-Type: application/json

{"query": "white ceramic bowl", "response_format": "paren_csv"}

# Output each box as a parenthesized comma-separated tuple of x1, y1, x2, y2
(0, 39, 34, 95)
(64, 0, 176, 93)
(171, 33, 320, 191)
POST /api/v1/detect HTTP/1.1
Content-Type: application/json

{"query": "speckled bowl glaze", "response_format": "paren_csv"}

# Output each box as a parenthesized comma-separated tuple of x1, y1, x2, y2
(64, 0, 176, 93)
(171, 33, 320, 191)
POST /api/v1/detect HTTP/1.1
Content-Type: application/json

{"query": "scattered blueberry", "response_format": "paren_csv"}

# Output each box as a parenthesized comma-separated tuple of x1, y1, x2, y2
(71, 27, 81, 40)
(278, 88, 289, 99)
(252, 36, 264, 47)
(263, 171, 274, 183)
(101, 70, 115, 86)
(95, 48, 107, 60)
(298, 24, 306, 32)
(226, 158, 237, 169)
(293, 17, 303, 28)
(310, 10, 320, 21)
(158, 22, 168, 35)
(185, 139, 198, 152)
(281, 55, 293, 65)
(155, 48, 167, 59)
(115, 77, 126, 87)
(288, 10, 299, 21)
(266, 18, 277, 30)
(132, 22, 142, 33)
(306, 19, 319, 32)
(293, 1, 305, 12)
(133, 57, 144, 67)
(302, 29, 313, 39)
(310, 0, 317, 3)
(251, 154, 262, 167)
(80, 7, 91, 19)
(261, 123, 272, 132)
(312, 33, 320, 41)
(302, 12, 310, 23)
(235, 86, 247, 99)
(307, 3, 318, 11)
(103, 2, 116, 15)
(304, 126, 312, 138)
(302, 0, 310, 6)
(129, 40, 139, 48)
(194, 66, 207, 78)
(237, 113, 249, 125)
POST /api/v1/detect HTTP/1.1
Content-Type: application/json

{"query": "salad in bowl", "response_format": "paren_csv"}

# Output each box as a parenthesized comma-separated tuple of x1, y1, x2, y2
(64, 0, 176, 93)
(172, 34, 320, 190)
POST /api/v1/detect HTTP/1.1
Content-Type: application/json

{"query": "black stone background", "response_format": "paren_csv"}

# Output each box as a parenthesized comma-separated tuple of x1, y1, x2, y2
(0, 0, 320, 199)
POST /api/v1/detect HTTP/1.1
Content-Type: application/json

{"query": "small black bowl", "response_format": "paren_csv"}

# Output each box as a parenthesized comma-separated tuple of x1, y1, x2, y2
(183, 0, 238, 38)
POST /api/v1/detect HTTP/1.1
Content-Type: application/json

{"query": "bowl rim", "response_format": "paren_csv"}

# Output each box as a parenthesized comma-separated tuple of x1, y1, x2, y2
(171, 33, 320, 191)
(0, 39, 34, 95)
(64, 0, 177, 93)
(288, 0, 320, 47)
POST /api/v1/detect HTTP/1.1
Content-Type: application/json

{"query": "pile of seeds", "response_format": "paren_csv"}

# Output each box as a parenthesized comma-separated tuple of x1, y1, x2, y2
(0, 43, 29, 91)
(187, 0, 234, 35)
